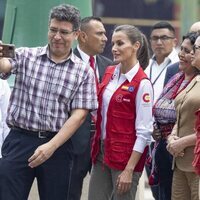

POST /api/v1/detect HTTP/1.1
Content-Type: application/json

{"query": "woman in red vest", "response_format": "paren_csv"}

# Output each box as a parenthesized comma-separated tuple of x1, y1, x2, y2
(88, 25, 154, 200)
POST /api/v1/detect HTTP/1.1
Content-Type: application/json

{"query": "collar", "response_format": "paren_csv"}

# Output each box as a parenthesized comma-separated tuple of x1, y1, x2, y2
(37, 45, 48, 56)
(38, 45, 75, 63)
(77, 45, 96, 64)
(116, 62, 140, 82)
(168, 48, 179, 62)
(152, 48, 178, 65)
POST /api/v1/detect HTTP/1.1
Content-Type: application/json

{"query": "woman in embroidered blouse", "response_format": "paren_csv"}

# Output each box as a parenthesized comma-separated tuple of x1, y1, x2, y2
(166, 32, 200, 200)
(152, 32, 199, 200)
(88, 25, 153, 200)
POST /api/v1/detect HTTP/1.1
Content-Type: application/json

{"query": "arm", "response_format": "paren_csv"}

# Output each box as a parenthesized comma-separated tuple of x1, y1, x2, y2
(28, 61, 97, 168)
(47, 108, 88, 148)
(116, 79, 153, 194)
(167, 123, 182, 156)
(167, 133, 196, 157)
(167, 123, 179, 143)
(28, 108, 88, 168)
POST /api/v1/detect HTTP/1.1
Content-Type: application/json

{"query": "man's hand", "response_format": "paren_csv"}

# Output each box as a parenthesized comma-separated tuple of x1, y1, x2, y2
(0, 41, 12, 73)
(28, 142, 57, 168)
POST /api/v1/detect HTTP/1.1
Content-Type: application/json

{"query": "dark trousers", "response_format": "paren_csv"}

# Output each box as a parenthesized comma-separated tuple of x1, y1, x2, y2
(159, 179, 172, 200)
(68, 142, 91, 200)
(0, 129, 73, 200)
(145, 164, 160, 200)
(156, 139, 173, 200)
(146, 140, 173, 200)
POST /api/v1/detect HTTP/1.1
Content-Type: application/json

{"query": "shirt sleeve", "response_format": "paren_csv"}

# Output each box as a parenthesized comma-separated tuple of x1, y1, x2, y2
(133, 79, 153, 153)
(0, 47, 25, 79)
(71, 65, 98, 111)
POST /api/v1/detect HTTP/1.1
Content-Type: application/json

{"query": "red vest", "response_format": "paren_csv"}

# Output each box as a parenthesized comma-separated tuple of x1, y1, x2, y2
(91, 65, 148, 171)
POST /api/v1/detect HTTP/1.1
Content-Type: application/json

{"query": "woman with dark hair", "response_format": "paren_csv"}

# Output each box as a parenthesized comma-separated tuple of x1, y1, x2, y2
(166, 32, 200, 200)
(88, 25, 153, 200)
(152, 32, 199, 200)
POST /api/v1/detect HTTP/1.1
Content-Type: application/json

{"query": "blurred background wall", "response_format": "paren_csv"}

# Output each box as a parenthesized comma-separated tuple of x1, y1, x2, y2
(0, 0, 200, 83)
(93, 0, 200, 58)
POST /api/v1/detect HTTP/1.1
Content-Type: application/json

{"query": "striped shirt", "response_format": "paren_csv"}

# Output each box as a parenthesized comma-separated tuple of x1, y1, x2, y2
(0, 45, 98, 132)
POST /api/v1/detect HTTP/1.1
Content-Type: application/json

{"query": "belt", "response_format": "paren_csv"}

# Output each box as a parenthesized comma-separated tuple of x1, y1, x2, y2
(12, 127, 57, 138)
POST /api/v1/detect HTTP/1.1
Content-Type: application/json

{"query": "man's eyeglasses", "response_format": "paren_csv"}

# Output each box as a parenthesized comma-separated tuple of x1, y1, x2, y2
(193, 45, 200, 53)
(150, 35, 175, 42)
(49, 27, 74, 36)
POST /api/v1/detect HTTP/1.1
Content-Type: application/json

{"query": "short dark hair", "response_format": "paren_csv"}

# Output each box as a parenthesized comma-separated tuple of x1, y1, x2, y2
(182, 32, 199, 45)
(151, 21, 175, 36)
(80, 16, 102, 31)
(49, 4, 81, 31)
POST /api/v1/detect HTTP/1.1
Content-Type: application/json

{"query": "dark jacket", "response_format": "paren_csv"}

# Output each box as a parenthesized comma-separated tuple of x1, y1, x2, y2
(71, 48, 112, 155)
(164, 62, 180, 86)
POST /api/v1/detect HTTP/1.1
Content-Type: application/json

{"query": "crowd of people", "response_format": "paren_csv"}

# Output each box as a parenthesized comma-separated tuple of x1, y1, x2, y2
(0, 3, 199, 200)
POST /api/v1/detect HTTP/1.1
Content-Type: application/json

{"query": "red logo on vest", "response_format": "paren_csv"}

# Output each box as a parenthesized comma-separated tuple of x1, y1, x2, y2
(116, 94, 123, 102)
(143, 93, 150, 103)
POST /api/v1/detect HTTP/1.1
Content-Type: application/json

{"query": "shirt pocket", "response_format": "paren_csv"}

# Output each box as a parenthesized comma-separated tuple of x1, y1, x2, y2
(111, 111, 134, 136)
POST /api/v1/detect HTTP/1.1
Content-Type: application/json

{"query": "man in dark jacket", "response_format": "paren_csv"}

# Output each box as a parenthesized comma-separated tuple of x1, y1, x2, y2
(69, 16, 112, 200)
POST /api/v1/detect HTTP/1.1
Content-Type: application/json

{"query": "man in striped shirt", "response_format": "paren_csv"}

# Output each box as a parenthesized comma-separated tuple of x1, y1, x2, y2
(0, 4, 97, 200)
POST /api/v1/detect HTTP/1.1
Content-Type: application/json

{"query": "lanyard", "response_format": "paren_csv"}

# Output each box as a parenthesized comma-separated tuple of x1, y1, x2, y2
(149, 59, 171, 86)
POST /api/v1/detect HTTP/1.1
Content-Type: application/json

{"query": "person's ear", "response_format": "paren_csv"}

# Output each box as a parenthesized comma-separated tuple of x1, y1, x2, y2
(133, 41, 140, 51)
(78, 31, 87, 43)
(173, 38, 178, 47)
(73, 30, 81, 40)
